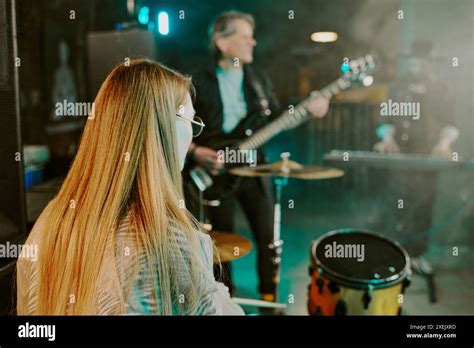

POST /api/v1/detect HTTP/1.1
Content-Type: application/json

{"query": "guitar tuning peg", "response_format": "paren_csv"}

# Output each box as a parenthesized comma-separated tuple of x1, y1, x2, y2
(362, 75, 374, 87)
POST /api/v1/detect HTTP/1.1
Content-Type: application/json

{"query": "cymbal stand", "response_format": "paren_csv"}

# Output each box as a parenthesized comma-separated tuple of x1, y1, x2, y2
(269, 153, 291, 303)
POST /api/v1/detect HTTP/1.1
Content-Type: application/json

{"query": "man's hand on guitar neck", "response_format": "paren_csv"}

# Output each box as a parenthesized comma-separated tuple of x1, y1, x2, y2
(189, 144, 224, 175)
(305, 95, 330, 118)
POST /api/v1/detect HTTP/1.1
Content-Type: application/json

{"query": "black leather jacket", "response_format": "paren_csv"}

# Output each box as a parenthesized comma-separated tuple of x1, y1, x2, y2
(191, 63, 281, 150)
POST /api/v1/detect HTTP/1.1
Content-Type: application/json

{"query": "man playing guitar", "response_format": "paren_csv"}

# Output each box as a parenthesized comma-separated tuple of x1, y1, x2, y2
(185, 11, 329, 303)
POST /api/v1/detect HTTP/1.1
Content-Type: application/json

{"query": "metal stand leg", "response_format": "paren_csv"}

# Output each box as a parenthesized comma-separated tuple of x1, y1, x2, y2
(199, 189, 204, 224)
(269, 176, 288, 302)
(412, 256, 437, 303)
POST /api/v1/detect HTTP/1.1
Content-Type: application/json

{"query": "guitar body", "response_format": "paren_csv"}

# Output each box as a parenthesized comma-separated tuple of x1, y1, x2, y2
(184, 111, 269, 202)
(183, 55, 376, 205)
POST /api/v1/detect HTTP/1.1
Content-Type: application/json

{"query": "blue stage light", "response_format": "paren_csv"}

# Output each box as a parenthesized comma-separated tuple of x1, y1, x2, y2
(138, 6, 150, 25)
(341, 62, 350, 73)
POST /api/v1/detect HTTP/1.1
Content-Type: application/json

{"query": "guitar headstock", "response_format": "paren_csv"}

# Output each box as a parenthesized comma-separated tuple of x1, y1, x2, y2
(340, 55, 376, 87)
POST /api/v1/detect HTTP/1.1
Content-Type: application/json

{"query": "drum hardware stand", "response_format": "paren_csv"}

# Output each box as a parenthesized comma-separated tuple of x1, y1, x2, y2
(189, 167, 213, 225)
(411, 256, 436, 303)
(200, 199, 220, 232)
(268, 153, 291, 306)
(232, 297, 287, 310)
(412, 193, 474, 304)
(227, 153, 344, 314)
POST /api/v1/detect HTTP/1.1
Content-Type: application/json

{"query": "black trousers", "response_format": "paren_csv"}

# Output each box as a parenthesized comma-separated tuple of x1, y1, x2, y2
(205, 176, 278, 295)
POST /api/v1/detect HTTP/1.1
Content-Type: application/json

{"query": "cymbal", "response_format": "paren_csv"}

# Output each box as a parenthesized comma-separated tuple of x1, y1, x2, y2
(209, 231, 253, 263)
(228, 161, 344, 180)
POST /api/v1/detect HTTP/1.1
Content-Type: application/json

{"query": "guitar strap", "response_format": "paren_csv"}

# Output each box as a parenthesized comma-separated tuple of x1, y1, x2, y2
(246, 67, 273, 118)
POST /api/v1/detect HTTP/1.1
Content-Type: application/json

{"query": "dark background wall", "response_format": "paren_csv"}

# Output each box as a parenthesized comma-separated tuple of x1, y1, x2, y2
(16, 0, 473, 160)
(14, 0, 474, 246)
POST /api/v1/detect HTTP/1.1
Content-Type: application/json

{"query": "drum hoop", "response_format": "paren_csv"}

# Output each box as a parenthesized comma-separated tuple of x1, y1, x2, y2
(310, 229, 411, 289)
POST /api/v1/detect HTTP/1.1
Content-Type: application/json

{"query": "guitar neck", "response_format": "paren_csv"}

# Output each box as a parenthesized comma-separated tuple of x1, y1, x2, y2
(237, 77, 350, 151)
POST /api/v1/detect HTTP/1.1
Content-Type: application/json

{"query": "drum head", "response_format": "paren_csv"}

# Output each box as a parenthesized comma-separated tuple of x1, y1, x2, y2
(311, 229, 410, 289)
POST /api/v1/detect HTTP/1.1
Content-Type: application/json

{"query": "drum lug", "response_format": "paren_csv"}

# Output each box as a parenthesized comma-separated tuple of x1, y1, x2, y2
(402, 277, 411, 293)
(335, 300, 347, 316)
(362, 285, 374, 310)
(315, 277, 325, 294)
(315, 305, 322, 315)
(328, 281, 340, 294)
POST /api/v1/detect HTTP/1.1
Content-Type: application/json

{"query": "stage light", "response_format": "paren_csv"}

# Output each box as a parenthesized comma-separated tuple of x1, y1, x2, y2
(362, 75, 374, 87)
(158, 11, 169, 35)
(138, 6, 150, 25)
(341, 63, 350, 73)
(148, 21, 156, 32)
(311, 32, 338, 43)
(127, 0, 135, 16)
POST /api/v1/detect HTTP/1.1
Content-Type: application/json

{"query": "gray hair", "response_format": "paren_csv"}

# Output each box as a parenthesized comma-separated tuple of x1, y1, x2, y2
(209, 11, 255, 60)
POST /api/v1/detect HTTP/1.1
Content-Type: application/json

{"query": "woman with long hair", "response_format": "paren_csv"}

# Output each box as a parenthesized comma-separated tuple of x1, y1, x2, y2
(17, 59, 243, 315)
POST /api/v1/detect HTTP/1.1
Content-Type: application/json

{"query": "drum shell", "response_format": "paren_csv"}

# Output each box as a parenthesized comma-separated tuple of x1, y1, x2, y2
(308, 268, 405, 315)
(307, 229, 411, 316)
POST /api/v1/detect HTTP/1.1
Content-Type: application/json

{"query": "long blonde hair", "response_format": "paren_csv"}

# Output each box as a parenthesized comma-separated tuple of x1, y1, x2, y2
(33, 59, 201, 314)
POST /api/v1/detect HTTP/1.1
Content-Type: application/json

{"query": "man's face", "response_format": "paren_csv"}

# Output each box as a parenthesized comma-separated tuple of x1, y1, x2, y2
(216, 19, 256, 64)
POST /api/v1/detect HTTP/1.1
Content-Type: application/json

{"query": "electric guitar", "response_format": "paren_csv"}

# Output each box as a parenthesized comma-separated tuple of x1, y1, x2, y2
(187, 55, 376, 201)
